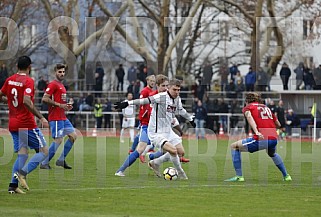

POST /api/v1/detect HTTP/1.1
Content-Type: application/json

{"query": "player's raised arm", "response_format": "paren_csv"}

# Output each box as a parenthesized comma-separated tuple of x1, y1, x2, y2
(114, 96, 154, 110)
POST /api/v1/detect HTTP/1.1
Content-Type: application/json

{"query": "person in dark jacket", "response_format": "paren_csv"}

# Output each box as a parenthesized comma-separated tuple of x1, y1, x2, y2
(245, 67, 256, 91)
(280, 63, 291, 90)
(193, 99, 207, 139)
(116, 64, 125, 91)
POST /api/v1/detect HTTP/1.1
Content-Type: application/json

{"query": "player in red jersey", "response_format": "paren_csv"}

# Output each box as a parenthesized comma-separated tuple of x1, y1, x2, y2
(0, 56, 49, 193)
(115, 75, 156, 176)
(225, 92, 292, 182)
(40, 63, 76, 169)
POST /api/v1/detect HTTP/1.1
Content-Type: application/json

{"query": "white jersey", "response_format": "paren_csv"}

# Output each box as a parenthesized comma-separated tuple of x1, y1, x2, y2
(148, 91, 193, 135)
(122, 100, 136, 118)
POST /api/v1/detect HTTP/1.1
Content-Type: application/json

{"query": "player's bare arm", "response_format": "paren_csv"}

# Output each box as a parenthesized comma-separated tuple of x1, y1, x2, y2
(274, 120, 281, 129)
(23, 95, 49, 128)
(42, 93, 72, 111)
(244, 110, 264, 139)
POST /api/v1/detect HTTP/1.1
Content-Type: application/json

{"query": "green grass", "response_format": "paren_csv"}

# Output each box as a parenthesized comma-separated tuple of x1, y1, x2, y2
(1, 135, 321, 217)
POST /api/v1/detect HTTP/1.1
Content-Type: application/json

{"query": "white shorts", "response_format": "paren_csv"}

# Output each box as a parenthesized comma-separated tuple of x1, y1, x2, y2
(148, 129, 182, 150)
(122, 117, 135, 128)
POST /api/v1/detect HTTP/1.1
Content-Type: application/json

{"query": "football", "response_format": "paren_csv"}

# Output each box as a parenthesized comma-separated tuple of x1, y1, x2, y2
(163, 167, 178, 180)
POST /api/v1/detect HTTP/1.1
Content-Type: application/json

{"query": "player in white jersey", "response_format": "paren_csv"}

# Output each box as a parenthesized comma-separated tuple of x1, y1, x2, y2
(115, 79, 195, 179)
(120, 92, 136, 143)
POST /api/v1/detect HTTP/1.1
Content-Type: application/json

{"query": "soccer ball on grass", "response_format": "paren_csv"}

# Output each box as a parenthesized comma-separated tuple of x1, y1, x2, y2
(163, 167, 178, 180)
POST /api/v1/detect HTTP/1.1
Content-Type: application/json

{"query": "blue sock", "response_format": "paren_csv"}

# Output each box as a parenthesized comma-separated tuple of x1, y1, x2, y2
(232, 149, 242, 176)
(130, 134, 139, 151)
(149, 150, 163, 160)
(58, 139, 74, 162)
(22, 152, 46, 174)
(11, 154, 28, 184)
(117, 150, 140, 172)
(271, 153, 287, 177)
(42, 142, 59, 165)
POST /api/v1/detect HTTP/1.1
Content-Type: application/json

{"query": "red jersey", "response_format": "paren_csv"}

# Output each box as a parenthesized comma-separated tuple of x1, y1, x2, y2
(242, 102, 278, 140)
(45, 80, 67, 121)
(1, 73, 37, 131)
(138, 86, 154, 126)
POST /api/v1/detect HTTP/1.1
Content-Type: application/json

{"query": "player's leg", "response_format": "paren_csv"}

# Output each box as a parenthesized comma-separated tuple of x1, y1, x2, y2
(16, 129, 48, 190)
(41, 121, 63, 169)
(266, 141, 292, 181)
(224, 138, 252, 182)
(8, 132, 28, 194)
(128, 118, 135, 142)
(115, 126, 149, 176)
(56, 120, 76, 169)
(129, 133, 139, 153)
(120, 118, 128, 143)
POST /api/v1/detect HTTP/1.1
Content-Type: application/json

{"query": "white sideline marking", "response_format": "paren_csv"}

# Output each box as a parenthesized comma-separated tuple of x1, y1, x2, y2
(1, 183, 314, 192)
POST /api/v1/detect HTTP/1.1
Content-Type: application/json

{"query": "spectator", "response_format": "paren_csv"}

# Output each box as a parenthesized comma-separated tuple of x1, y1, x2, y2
(312, 64, 321, 90)
(225, 79, 237, 99)
(263, 62, 274, 91)
(0, 63, 8, 89)
(229, 63, 239, 81)
(235, 79, 245, 99)
(294, 62, 305, 90)
(202, 62, 213, 91)
(219, 65, 229, 92)
(37, 76, 48, 104)
(127, 64, 137, 85)
(234, 71, 243, 85)
(193, 99, 207, 139)
(245, 67, 256, 91)
(137, 64, 147, 86)
(230, 99, 240, 129)
(212, 99, 220, 134)
(267, 98, 277, 114)
(280, 62, 291, 90)
(303, 67, 315, 90)
(94, 63, 105, 97)
(275, 100, 286, 139)
(218, 98, 229, 133)
(116, 64, 125, 91)
(256, 67, 268, 91)
(94, 98, 103, 128)
(103, 98, 112, 128)
(180, 80, 189, 105)
(285, 109, 300, 136)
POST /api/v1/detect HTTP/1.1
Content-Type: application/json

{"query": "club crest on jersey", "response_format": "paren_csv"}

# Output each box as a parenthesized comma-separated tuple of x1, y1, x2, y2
(167, 105, 176, 113)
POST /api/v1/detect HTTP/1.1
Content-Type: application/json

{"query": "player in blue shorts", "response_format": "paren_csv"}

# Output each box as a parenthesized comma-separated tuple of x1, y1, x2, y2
(40, 63, 77, 169)
(0, 56, 49, 193)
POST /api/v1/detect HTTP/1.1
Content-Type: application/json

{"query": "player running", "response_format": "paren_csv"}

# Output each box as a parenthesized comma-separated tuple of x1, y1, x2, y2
(0, 56, 49, 193)
(225, 92, 292, 182)
(115, 79, 195, 179)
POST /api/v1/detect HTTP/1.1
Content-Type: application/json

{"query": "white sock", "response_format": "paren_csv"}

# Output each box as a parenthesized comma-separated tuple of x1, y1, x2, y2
(129, 128, 134, 142)
(170, 154, 184, 173)
(120, 128, 124, 141)
(153, 152, 170, 165)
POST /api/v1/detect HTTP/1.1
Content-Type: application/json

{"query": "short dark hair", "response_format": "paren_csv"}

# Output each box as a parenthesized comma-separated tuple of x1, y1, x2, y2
(155, 74, 168, 85)
(169, 79, 181, 87)
(54, 63, 67, 72)
(17, 56, 31, 70)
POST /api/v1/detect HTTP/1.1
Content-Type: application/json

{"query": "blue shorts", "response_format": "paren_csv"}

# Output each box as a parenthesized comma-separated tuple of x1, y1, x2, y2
(242, 137, 278, 153)
(49, 120, 75, 138)
(11, 128, 47, 152)
(138, 125, 151, 145)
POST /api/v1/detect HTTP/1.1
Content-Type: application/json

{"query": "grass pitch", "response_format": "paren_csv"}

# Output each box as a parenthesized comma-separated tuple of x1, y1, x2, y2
(0, 134, 321, 217)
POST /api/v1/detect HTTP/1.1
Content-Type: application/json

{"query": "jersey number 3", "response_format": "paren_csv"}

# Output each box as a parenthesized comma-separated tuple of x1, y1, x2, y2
(258, 106, 273, 119)
(11, 88, 18, 107)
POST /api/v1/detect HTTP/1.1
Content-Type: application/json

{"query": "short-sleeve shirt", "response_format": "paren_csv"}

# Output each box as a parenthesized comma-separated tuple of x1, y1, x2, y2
(242, 102, 278, 140)
(1, 73, 37, 131)
(45, 80, 67, 121)
(138, 86, 154, 126)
